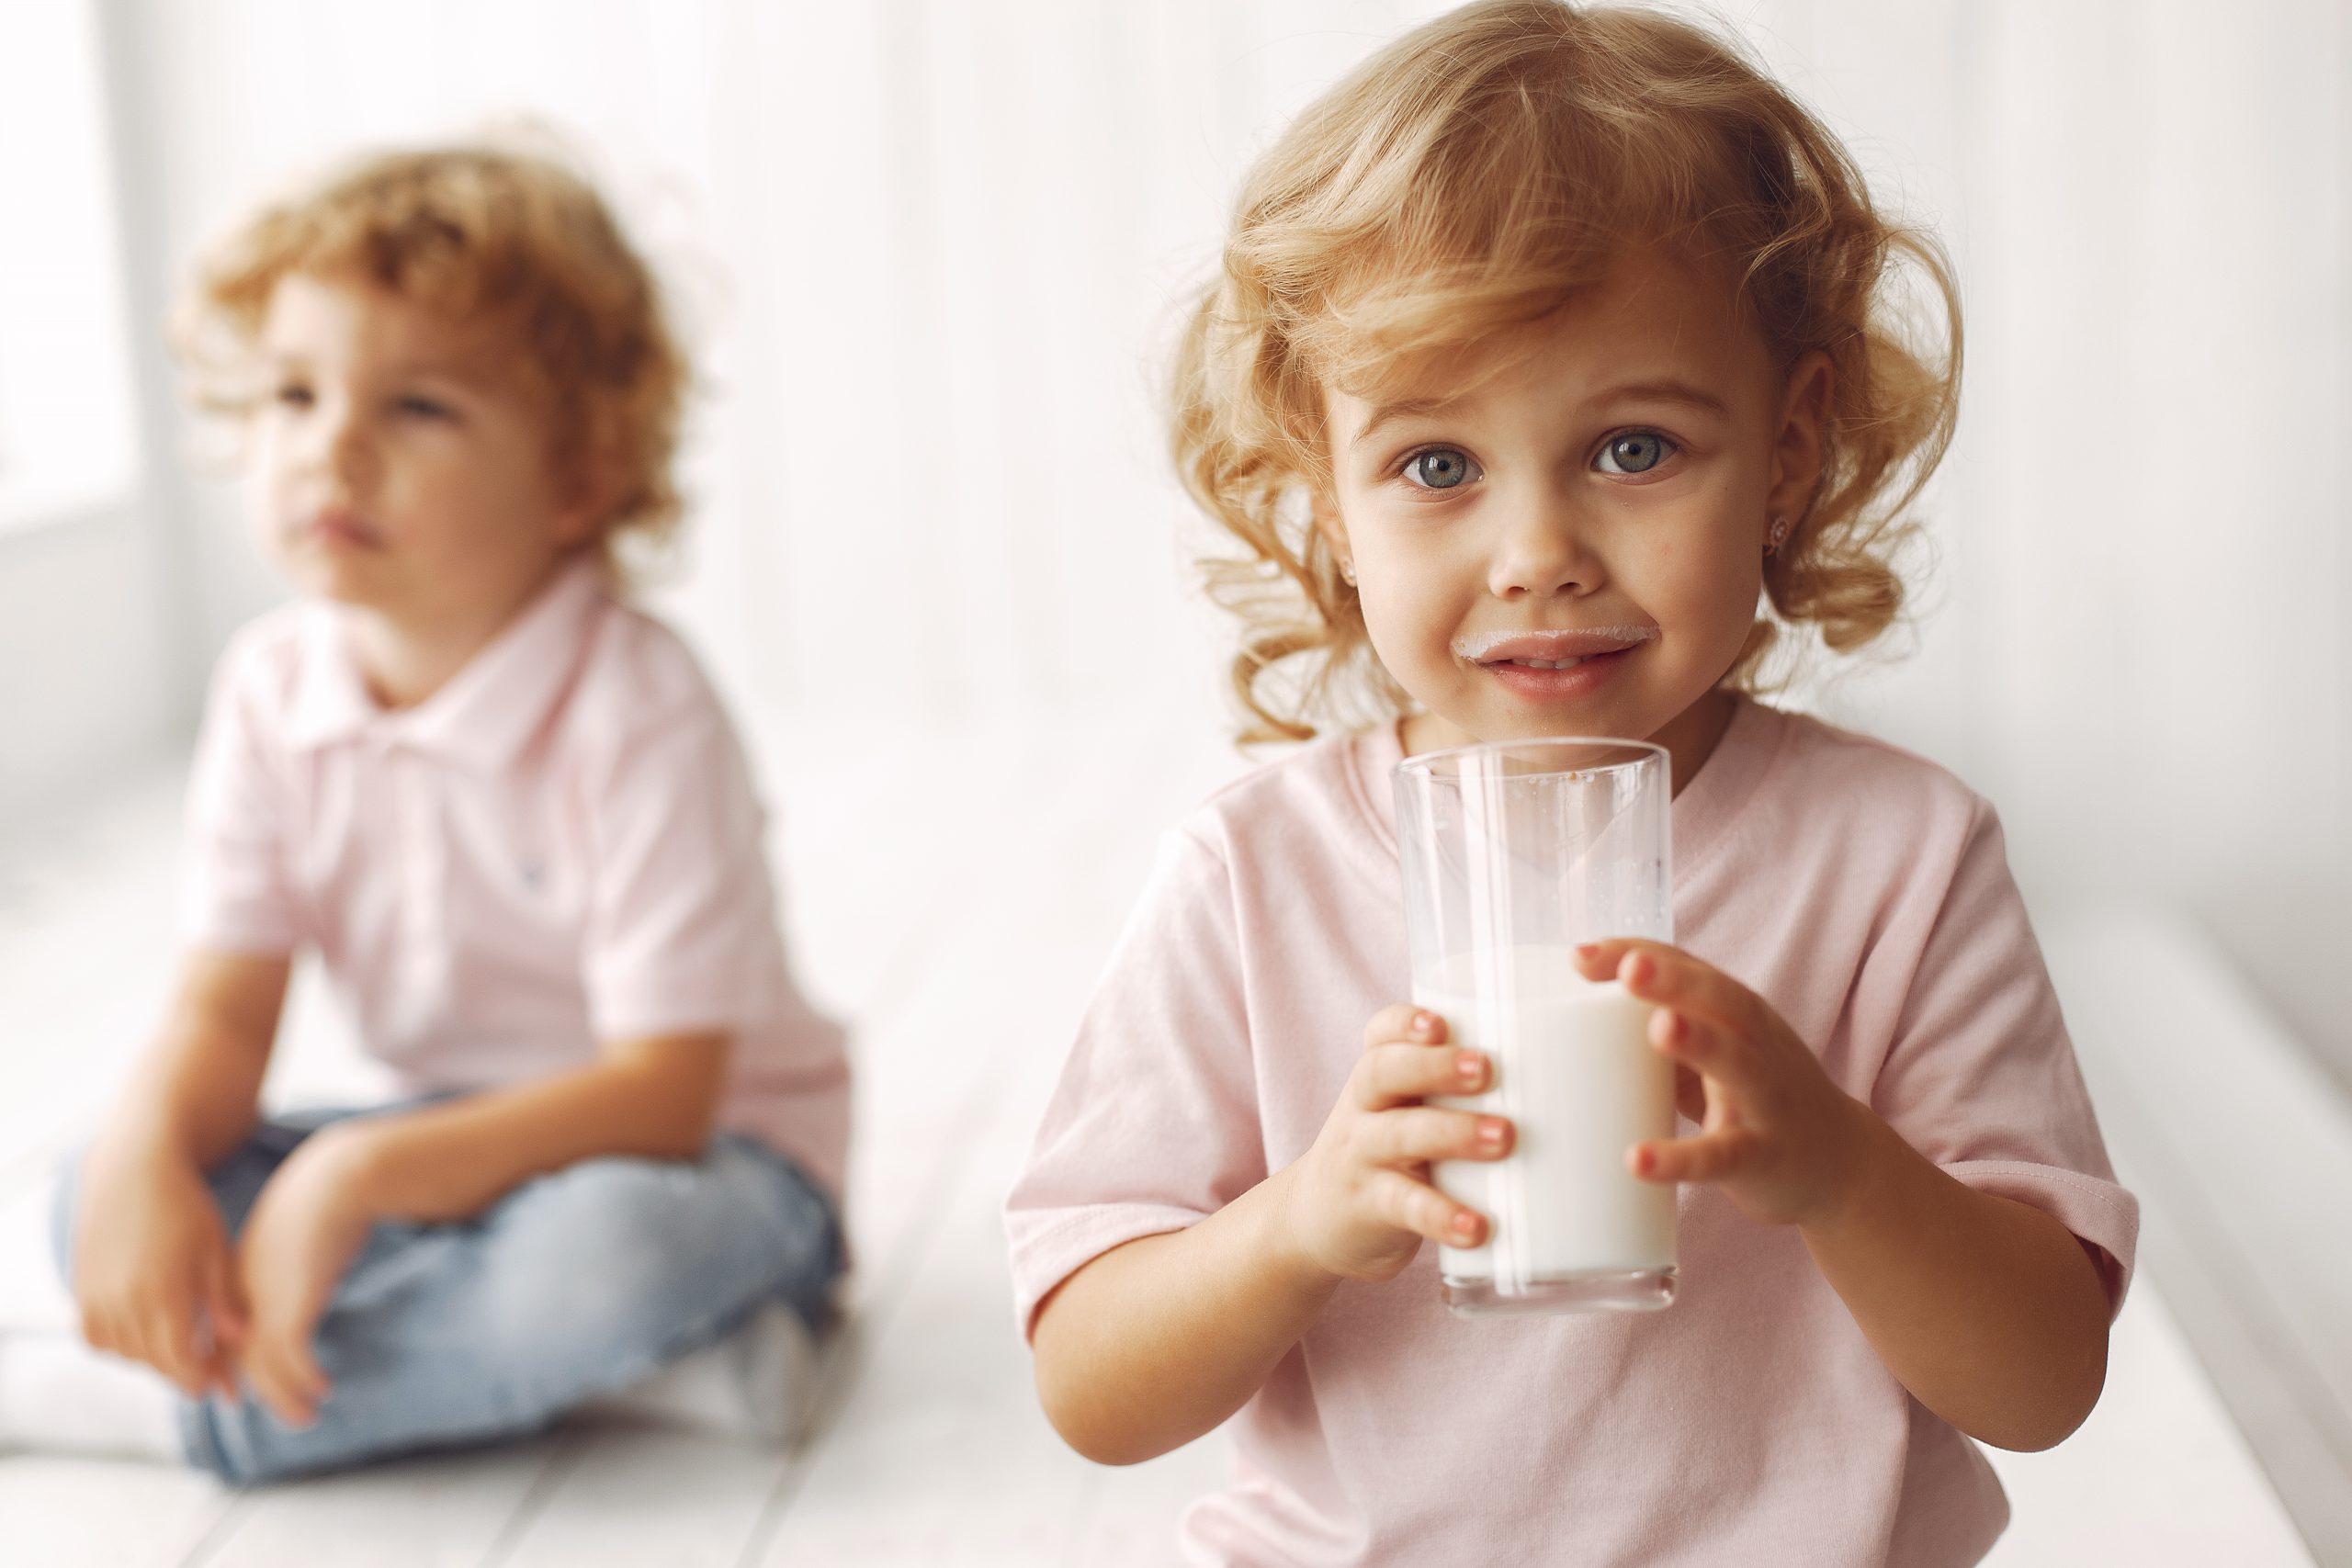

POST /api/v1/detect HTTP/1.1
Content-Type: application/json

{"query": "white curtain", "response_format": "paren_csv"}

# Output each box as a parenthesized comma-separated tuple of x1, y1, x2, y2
(118, 0, 2349, 1070)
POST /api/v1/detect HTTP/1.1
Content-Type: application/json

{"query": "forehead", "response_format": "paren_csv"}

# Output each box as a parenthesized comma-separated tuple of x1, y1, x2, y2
(259, 271, 506, 381)
(1329, 247, 1770, 425)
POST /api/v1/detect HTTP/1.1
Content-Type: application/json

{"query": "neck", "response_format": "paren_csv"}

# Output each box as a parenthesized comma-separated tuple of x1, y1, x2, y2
(1643, 686, 1738, 798)
(341, 557, 571, 711)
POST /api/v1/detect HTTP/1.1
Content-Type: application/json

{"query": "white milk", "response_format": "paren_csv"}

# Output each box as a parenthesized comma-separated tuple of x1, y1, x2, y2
(1419, 948, 1677, 1290)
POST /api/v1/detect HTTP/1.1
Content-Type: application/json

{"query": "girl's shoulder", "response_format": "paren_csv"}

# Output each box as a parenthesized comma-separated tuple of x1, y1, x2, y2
(1712, 699, 1999, 897)
(1744, 700, 1989, 822)
(1168, 725, 1401, 896)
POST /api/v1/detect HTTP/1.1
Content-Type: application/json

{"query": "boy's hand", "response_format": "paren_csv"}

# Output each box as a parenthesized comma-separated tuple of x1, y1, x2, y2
(1575, 940, 1871, 1229)
(71, 1139, 245, 1400)
(1276, 1006, 1514, 1284)
(232, 1124, 380, 1428)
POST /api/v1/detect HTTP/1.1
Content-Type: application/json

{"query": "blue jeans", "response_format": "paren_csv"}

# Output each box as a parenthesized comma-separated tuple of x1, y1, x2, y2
(51, 1104, 842, 1485)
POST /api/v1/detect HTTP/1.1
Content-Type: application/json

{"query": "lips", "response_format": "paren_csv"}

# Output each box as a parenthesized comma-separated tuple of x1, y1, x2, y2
(299, 509, 384, 550)
(1459, 626, 1655, 702)
(1458, 627, 1655, 667)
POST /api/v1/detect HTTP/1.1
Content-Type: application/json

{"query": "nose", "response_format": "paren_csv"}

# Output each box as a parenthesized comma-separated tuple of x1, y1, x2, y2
(294, 393, 376, 493)
(1487, 481, 1602, 601)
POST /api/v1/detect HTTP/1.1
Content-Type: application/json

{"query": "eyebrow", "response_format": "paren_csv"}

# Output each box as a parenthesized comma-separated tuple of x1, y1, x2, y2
(261, 349, 494, 388)
(1351, 378, 1732, 446)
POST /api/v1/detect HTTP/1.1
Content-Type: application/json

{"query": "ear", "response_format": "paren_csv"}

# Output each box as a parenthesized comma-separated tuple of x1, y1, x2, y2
(547, 437, 620, 549)
(1308, 487, 1351, 574)
(1765, 350, 1835, 527)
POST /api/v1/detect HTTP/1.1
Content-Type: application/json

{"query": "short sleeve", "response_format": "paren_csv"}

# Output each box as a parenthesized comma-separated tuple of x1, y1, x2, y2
(580, 710, 775, 1043)
(1872, 798, 2141, 1316)
(180, 647, 302, 955)
(1003, 828, 1265, 1339)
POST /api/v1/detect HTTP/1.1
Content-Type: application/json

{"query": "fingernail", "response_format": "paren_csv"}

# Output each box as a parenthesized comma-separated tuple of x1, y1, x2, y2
(1575, 942, 1600, 960)
(1452, 1212, 1479, 1238)
(1656, 1010, 1682, 1047)
(1456, 1051, 1484, 1084)
(1478, 1118, 1508, 1147)
(1412, 1011, 1438, 1036)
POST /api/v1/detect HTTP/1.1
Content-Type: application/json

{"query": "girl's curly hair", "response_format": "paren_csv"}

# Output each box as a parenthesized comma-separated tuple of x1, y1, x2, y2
(1172, 0, 1961, 743)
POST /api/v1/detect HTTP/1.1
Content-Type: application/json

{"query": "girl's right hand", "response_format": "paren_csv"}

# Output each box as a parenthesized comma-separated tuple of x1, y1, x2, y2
(71, 1135, 244, 1400)
(1276, 1005, 1513, 1284)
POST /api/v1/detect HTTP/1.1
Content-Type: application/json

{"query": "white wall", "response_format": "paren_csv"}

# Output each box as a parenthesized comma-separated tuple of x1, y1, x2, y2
(29, 0, 2350, 1073)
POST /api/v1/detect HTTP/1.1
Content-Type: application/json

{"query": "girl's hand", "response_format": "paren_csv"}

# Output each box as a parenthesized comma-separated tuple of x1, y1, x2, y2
(1276, 1006, 1514, 1284)
(232, 1125, 380, 1428)
(70, 1134, 245, 1400)
(1576, 939, 1871, 1229)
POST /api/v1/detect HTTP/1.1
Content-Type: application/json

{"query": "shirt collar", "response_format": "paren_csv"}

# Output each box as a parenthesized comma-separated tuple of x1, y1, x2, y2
(282, 554, 613, 769)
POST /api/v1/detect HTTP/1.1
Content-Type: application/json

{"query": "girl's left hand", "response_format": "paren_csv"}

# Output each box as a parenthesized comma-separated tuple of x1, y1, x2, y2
(232, 1125, 381, 1428)
(1575, 939, 1872, 1230)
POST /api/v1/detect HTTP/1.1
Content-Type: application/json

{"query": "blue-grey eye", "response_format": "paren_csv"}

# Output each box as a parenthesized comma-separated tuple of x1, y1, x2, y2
(1405, 447, 1476, 490)
(1597, 432, 1671, 475)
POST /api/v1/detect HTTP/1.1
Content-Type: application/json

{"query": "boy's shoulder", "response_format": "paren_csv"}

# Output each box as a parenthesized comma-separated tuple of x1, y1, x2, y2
(208, 599, 321, 717)
(560, 594, 747, 757)
(575, 595, 720, 712)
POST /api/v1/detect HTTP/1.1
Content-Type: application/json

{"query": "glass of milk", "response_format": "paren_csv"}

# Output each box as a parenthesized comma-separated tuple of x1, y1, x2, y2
(1394, 737, 1676, 1315)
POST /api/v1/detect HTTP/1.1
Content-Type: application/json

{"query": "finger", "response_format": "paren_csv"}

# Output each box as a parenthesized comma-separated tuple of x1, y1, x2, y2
(1672, 1062, 1707, 1123)
(150, 1296, 211, 1398)
(200, 1254, 247, 1397)
(283, 1325, 331, 1406)
(247, 1334, 317, 1428)
(1592, 940, 1764, 1037)
(1359, 1105, 1510, 1167)
(1364, 1168, 1487, 1247)
(1627, 1127, 1754, 1185)
(1355, 1041, 1488, 1109)
(204, 1248, 248, 1346)
(1362, 1003, 1446, 1053)
(76, 1304, 116, 1356)
(1647, 1006, 1767, 1099)
(112, 1307, 160, 1378)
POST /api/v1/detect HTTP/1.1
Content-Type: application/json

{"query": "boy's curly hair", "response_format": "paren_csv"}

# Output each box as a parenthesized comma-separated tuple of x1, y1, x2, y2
(175, 140, 689, 578)
(1172, 0, 1962, 743)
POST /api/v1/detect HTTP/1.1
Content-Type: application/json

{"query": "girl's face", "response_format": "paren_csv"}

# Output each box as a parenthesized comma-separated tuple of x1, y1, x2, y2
(1322, 248, 1831, 775)
(251, 273, 595, 630)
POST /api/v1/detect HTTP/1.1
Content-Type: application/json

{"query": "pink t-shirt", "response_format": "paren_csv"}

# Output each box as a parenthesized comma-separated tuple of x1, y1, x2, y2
(1005, 696, 2138, 1568)
(183, 557, 851, 1203)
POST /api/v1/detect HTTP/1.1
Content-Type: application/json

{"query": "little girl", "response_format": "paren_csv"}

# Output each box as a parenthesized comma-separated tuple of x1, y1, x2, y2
(1, 144, 850, 1483)
(1007, 5, 2137, 1563)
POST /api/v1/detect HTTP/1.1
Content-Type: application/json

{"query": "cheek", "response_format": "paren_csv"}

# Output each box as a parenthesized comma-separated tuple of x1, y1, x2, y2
(1632, 519, 1763, 658)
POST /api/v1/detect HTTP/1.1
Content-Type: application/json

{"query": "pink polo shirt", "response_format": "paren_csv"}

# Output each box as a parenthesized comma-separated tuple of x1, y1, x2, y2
(182, 558, 850, 1203)
(1005, 695, 2138, 1568)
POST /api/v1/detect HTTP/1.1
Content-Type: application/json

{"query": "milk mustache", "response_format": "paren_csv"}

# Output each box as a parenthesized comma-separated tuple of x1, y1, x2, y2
(1421, 945, 1678, 1290)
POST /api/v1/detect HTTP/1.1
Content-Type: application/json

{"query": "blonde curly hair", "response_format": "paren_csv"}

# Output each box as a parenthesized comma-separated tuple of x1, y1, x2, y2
(175, 141, 690, 579)
(1172, 0, 1962, 743)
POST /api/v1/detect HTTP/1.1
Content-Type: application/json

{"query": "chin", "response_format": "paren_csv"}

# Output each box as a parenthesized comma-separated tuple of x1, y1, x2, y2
(273, 553, 390, 610)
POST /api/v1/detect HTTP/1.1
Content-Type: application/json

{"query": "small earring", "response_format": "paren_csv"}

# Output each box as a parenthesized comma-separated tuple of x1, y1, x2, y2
(1765, 515, 1792, 557)
(1339, 555, 1358, 586)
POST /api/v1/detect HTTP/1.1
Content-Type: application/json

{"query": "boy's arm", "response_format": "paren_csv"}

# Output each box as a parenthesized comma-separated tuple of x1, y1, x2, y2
(74, 950, 288, 1395)
(1800, 1108, 2113, 1453)
(314, 1031, 733, 1224)
(96, 949, 288, 1168)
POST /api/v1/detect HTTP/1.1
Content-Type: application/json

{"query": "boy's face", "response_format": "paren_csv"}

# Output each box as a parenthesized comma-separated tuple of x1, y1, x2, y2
(1321, 248, 1830, 764)
(251, 273, 594, 626)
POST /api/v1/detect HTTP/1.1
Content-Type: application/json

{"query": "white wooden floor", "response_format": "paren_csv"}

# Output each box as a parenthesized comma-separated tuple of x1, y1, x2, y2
(0, 712, 2316, 1566)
